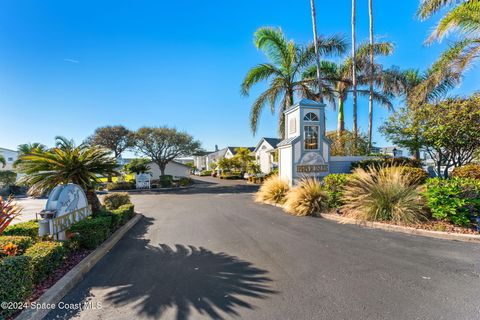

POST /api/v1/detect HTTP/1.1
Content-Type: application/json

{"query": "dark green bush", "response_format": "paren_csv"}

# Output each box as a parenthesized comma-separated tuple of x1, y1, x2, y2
(111, 204, 135, 226)
(199, 170, 212, 176)
(179, 177, 192, 186)
(452, 164, 480, 180)
(220, 174, 241, 180)
(0, 170, 17, 187)
(323, 174, 350, 208)
(0, 256, 33, 319)
(425, 178, 480, 226)
(69, 216, 112, 249)
(3, 220, 39, 238)
(24, 241, 67, 283)
(106, 181, 135, 191)
(103, 192, 131, 210)
(159, 175, 173, 188)
(351, 157, 421, 171)
(0, 236, 33, 253)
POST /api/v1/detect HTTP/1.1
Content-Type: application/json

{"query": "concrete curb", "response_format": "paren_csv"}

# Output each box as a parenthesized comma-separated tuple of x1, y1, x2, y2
(16, 214, 143, 320)
(108, 185, 194, 194)
(320, 213, 480, 243)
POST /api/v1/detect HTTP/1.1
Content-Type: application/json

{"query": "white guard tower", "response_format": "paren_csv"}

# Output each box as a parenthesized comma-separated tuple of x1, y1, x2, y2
(278, 99, 331, 185)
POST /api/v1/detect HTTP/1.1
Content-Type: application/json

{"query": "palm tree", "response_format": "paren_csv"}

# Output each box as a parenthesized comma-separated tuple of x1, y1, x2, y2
(241, 27, 346, 137)
(415, 0, 480, 101)
(17, 144, 118, 212)
(14, 143, 47, 167)
(351, 0, 358, 139)
(233, 147, 255, 177)
(367, 0, 375, 153)
(0, 154, 5, 168)
(309, 0, 323, 99)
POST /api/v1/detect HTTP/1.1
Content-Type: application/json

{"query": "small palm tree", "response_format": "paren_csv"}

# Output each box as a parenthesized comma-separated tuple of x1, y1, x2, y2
(14, 143, 47, 167)
(17, 144, 118, 212)
(233, 147, 255, 177)
(241, 27, 346, 137)
(0, 154, 5, 168)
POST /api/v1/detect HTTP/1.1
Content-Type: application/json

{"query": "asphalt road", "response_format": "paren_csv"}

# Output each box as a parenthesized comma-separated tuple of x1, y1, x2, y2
(46, 176, 480, 320)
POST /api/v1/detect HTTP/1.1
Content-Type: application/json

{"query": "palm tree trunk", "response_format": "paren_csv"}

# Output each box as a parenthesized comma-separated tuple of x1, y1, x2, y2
(351, 0, 358, 144)
(337, 98, 345, 136)
(309, 0, 323, 101)
(85, 189, 101, 213)
(367, 0, 374, 154)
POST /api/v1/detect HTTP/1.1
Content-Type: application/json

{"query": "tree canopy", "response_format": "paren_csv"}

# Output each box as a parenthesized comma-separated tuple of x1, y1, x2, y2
(87, 125, 134, 158)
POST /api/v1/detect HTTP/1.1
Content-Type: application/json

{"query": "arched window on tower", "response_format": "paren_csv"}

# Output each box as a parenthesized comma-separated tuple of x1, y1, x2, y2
(304, 112, 319, 121)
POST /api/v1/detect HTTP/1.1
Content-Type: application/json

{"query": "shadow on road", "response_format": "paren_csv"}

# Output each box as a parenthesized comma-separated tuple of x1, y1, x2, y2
(48, 217, 276, 320)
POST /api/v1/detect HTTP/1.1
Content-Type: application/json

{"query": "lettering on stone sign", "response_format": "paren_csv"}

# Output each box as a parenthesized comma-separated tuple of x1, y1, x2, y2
(296, 165, 329, 173)
(52, 207, 92, 233)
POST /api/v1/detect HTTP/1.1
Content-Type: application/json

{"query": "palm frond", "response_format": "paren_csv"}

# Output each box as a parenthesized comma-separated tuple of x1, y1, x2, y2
(241, 63, 280, 96)
(417, 0, 461, 20)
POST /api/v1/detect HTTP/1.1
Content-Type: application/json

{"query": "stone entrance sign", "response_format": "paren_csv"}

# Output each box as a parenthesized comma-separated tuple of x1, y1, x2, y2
(278, 99, 331, 185)
(136, 173, 151, 189)
(38, 184, 92, 240)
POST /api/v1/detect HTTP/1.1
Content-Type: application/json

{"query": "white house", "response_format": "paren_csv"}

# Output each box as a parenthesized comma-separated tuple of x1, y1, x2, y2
(278, 99, 331, 185)
(254, 138, 281, 174)
(147, 161, 191, 179)
(0, 147, 19, 171)
(193, 146, 254, 171)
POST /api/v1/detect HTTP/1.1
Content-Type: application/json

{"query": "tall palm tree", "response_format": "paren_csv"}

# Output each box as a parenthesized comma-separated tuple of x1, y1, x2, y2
(367, 0, 375, 153)
(309, 0, 323, 100)
(351, 0, 358, 139)
(17, 144, 118, 212)
(415, 0, 480, 102)
(241, 27, 346, 137)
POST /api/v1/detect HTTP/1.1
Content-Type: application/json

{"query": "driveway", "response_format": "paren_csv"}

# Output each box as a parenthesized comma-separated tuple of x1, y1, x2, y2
(46, 176, 480, 320)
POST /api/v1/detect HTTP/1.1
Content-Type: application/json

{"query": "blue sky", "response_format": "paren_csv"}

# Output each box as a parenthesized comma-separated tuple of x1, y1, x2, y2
(0, 0, 477, 153)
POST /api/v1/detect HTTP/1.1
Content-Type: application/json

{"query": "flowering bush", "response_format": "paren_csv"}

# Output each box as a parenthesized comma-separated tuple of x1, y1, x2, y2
(0, 196, 22, 234)
(2, 242, 18, 256)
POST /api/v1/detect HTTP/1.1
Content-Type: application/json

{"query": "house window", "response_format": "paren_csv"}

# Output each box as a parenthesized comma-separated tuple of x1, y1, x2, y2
(304, 126, 319, 150)
(7, 157, 13, 162)
(304, 112, 319, 121)
(289, 118, 296, 134)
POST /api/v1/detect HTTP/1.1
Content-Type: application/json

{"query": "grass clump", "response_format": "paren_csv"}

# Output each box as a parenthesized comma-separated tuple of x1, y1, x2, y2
(254, 175, 290, 204)
(341, 167, 426, 224)
(283, 178, 327, 217)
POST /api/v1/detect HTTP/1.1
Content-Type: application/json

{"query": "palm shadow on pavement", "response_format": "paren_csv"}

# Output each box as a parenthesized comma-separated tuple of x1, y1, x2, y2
(46, 217, 276, 320)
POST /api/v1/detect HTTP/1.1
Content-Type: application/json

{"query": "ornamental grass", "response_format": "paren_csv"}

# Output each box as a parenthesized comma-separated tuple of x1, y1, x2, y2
(283, 177, 327, 217)
(341, 167, 426, 224)
(254, 175, 290, 204)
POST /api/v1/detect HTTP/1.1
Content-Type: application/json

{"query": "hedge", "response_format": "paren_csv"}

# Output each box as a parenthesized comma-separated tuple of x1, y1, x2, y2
(3, 220, 39, 238)
(103, 192, 131, 210)
(24, 241, 68, 283)
(0, 236, 33, 254)
(351, 157, 421, 171)
(451, 164, 480, 180)
(69, 216, 113, 250)
(425, 178, 480, 226)
(106, 181, 135, 191)
(0, 256, 33, 319)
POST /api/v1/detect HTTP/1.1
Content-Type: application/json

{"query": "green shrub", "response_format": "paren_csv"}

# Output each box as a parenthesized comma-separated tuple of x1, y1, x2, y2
(0, 256, 33, 319)
(3, 220, 39, 238)
(284, 178, 328, 216)
(451, 164, 480, 180)
(0, 170, 17, 187)
(106, 181, 135, 191)
(255, 176, 290, 204)
(220, 174, 241, 180)
(351, 157, 421, 171)
(69, 216, 112, 249)
(199, 170, 212, 176)
(103, 192, 131, 210)
(109, 204, 135, 229)
(159, 175, 173, 188)
(24, 241, 67, 283)
(425, 178, 480, 226)
(323, 174, 350, 208)
(0, 235, 33, 253)
(179, 177, 192, 186)
(342, 167, 426, 224)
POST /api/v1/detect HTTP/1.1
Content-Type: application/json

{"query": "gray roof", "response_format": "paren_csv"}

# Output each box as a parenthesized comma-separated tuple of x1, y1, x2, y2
(226, 147, 255, 155)
(277, 136, 299, 147)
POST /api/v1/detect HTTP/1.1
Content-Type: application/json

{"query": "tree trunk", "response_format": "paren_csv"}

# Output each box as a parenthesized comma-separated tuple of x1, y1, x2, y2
(310, 0, 323, 101)
(85, 189, 102, 213)
(367, 0, 374, 154)
(351, 0, 358, 141)
(337, 98, 345, 136)
(159, 163, 166, 176)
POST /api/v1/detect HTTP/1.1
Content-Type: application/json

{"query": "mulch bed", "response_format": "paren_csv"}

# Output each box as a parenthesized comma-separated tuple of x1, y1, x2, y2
(29, 249, 91, 302)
